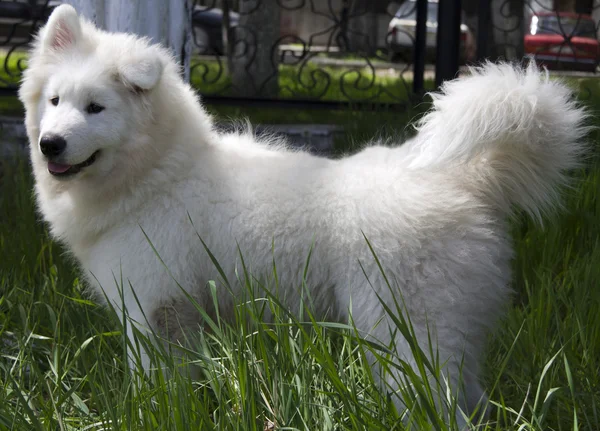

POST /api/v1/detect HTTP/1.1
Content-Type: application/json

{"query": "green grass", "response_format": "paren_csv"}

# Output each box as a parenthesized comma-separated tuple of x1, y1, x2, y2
(1, 55, 600, 428)
(1, 102, 600, 430)
(191, 59, 425, 102)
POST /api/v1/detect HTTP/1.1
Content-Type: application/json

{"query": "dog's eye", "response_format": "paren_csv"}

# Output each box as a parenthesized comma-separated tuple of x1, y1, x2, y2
(86, 102, 105, 114)
(50, 97, 59, 106)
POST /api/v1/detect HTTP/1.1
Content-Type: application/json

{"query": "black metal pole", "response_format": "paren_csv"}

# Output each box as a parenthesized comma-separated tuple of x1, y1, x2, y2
(222, 1, 231, 56)
(435, 0, 462, 87)
(413, 0, 428, 94)
(476, 0, 490, 61)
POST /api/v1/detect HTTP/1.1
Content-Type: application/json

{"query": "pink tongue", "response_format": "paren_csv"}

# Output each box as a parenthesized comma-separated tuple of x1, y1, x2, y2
(48, 161, 72, 174)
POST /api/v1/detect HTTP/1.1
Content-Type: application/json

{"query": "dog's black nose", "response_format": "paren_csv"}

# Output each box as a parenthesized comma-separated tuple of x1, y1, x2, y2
(40, 135, 67, 157)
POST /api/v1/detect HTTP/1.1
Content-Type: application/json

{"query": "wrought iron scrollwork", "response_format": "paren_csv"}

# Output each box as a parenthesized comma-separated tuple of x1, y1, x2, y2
(0, 0, 54, 93)
(0, 0, 598, 105)
(487, 0, 600, 74)
(191, 0, 418, 104)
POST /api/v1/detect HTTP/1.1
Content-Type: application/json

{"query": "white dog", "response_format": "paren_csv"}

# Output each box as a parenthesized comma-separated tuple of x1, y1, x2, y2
(20, 4, 587, 423)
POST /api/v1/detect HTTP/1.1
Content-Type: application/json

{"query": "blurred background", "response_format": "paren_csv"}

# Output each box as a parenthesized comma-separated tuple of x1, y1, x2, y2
(0, 0, 599, 153)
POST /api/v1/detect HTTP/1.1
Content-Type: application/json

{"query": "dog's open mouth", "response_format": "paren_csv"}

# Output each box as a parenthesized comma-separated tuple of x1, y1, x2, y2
(48, 150, 100, 177)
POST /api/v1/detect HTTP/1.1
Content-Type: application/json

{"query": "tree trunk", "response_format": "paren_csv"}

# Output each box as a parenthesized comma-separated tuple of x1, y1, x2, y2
(64, 0, 193, 81)
(230, 0, 280, 98)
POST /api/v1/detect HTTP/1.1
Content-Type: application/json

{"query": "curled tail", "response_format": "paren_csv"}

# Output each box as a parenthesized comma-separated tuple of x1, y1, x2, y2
(407, 62, 590, 222)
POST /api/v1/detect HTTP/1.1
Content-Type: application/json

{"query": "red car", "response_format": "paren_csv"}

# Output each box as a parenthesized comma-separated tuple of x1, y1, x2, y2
(524, 12, 599, 72)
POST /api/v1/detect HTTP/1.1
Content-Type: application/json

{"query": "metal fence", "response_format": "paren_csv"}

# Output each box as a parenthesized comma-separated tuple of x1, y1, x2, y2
(0, 0, 599, 110)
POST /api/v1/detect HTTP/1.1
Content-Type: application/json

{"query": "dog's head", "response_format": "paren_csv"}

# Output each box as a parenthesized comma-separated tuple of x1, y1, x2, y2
(20, 5, 185, 193)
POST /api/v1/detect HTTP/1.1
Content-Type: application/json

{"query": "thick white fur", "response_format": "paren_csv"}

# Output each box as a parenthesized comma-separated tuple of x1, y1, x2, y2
(20, 4, 588, 423)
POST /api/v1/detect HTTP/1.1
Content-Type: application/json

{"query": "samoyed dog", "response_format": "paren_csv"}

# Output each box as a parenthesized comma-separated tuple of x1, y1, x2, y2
(20, 4, 587, 423)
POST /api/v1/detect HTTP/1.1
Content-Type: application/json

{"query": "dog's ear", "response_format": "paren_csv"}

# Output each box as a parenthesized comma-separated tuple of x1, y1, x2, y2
(41, 4, 82, 51)
(118, 53, 164, 92)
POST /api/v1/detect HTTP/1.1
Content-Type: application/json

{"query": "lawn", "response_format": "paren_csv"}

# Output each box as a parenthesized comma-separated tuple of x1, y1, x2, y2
(1, 72, 600, 429)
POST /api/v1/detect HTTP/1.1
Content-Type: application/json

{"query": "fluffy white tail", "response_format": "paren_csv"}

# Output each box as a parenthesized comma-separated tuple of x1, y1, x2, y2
(407, 62, 589, 222)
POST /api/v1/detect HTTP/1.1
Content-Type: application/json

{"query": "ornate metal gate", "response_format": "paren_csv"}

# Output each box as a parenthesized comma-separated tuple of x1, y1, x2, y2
(0, 1, 598, 110)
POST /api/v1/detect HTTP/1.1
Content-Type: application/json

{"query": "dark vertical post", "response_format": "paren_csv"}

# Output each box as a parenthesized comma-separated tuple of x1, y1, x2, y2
(575, 0, 593, 14)
(413, 0, 428, 94)
(476, 0, 490, 61)
(222, 0, 233, 74)
(222, 0, 231, 55)
(435, 0, 462, 87)
(338, 0, 350, 51)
